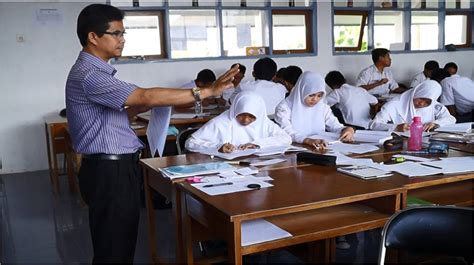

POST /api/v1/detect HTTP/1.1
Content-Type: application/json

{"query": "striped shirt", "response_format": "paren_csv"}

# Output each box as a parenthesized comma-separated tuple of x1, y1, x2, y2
(65, 51, 143, 154)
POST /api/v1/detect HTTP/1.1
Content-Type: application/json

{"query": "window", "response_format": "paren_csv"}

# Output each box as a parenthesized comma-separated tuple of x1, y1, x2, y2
(169, 10, 220, 59)
(445, 12, 472, 48)
(222, 10, 269, 56)
(446, 0, 471, 9)
(272, 10, 313, 54)
(411, 11, 438, 50)
(121, 11, 166, 60)
(374, 11, 405, 50)
(333, 11, 368, 52)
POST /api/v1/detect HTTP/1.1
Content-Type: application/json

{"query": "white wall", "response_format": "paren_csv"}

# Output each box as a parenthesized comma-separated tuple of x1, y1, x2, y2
(1, 1, 473, 174)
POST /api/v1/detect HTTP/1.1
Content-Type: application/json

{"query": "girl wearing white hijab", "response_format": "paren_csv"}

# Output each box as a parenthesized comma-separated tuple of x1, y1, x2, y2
(369, 80, 456, 131)
(185, 91, 292, 153)
(274, 71, 354, 149)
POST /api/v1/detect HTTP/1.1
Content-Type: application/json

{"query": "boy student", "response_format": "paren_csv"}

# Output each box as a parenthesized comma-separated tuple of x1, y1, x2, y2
(444, 62, 458, 76)
(282, 65, 303, 93)
(432, 68, 474, 122)
(325, 71, 378, 129)
(410, 60, 440, 88)
(230, 57, 287, 116)
(66, 4, 239, 262)
(356, 48, 406, 96)
(222, 63, 246, 102)
(181, 69, 226, 107)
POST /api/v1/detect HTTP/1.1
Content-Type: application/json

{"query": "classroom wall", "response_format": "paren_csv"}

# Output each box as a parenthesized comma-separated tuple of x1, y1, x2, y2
(0, 1, 473, 174)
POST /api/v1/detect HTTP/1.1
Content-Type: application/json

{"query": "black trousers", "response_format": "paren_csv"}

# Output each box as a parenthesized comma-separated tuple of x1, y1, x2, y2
(78, 157, 141, 263)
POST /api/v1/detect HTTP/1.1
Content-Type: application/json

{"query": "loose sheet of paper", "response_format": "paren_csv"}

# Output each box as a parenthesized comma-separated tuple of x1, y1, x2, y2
(241, 219, 292, 246)
(435, 122, 472, 133)
(146, 107, 171, 157)
(191, 176, 273, 196)
(370, 161, 443, 177)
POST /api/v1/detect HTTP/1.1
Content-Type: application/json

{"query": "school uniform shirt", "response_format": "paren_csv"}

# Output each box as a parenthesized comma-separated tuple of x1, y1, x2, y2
(230, 80, 287, 115)
(369, 80, 456, 131)
(439, 76, 474, 115)
(181, 80, 196, 89)
(274, 71, 344, 143)
(356, 64, 399, 96)
(185, 91, 291, 151)
(326, 84, 378, 129)
(410, 71, 427, 89)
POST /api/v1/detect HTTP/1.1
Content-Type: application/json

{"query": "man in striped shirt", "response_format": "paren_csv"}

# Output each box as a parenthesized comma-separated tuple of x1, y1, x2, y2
(66, 4, 238, 263)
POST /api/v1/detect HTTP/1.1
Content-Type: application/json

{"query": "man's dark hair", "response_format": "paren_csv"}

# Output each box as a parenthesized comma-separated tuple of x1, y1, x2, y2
(231, 63, 246, 75)
(371, 48, 390, 64)
(325, 71, 346, 89)
(276, 67, 286, 79)
(77, 4, 124, 47)
(430, 68, 451, 83)
(444, 62, 458, 71)
(283, 65, 303, 86)
(253, 57, 277, 81)
(196, 69, 216, 84)
(424, 60, 439, 71)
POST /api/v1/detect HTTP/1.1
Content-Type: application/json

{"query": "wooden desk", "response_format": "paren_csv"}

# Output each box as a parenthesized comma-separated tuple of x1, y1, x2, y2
(140, 152, 308, 264)
(177, 165, 404, 264)
(137, 106, 227, 127)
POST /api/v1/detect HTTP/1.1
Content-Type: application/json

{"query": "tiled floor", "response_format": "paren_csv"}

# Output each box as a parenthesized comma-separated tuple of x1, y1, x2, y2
(0, 170, 381, 264)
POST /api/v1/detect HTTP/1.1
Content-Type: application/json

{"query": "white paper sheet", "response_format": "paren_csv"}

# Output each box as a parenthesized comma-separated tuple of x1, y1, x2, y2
(328, 142, 379, 154)
(241, 219, 292, 247)
(435, 122, 472, 133)
(392, 154, 434, 162)
(353, 130, 393, 144)
(308, 132, 340, 144)
(370, 161, 443, 177)
(422, 157, 474, 174)
(191, 177, 273, 196)
(395, 131, 436, 138)
(235, 167, 259, 175)
(250, 158, 286, 167)
(333, 152, 375, 166)
(146, 107, 171, 157)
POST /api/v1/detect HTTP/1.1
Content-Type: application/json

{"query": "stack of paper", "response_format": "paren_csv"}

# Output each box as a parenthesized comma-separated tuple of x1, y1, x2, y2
(197, 145, 306, 160)
(328, 142, 379, 154)
(370, 161, 443, 177)
(241, 219, 292, 246)
(191, 175, 273, 196)
(421, 157, 474, 174)
(159, 162, 235, 179)
(171, 112, 210, 119)
(435, 122, 472, 133)
(353, 130, 392, 144)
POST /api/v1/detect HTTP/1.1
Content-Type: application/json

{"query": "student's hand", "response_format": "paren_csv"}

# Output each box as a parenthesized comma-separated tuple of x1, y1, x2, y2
(238, 143, 260, 150)
(423, 122, 438, 132)
(206, 65, 240, 97)
(218, 143, 236, 153)
(303, 138, 328, 150)
(379, 78, 389, 85)
(216, 97, 227, 107)
(340, 127, 355, 142)
(395, 123, 410, 132)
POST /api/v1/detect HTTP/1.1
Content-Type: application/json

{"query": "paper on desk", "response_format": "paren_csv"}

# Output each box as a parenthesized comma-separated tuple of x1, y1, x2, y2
(392, 154, 434, 162)
(370, 161, 443, 177)
(435, 122, 472, 133)
(250, 158, 286, 167)
(146, 107, 171, 157)
(241, 219, 292, 247)
(328, 142, 379, 154)
(308, 132, 340, 144)
(352, 130, 392, 144)
(395, 131, 436, 138)
(422, 157, 474, 174)
(191, 176, 273, 196)
(160, 162, 236, 179)
(171, 113, 198, 119)
(333, 152, 375, 166)
(235, 167, 259, 175)
(200, 148, 256, 160)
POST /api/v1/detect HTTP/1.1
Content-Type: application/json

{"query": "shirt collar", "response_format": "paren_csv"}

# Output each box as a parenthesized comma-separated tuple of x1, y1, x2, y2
(372, 64, 384, 74)
(78, 51, 117, 75)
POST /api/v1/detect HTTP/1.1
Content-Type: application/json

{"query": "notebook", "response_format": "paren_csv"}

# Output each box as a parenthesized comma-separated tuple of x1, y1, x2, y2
(337, 165, 392, 180)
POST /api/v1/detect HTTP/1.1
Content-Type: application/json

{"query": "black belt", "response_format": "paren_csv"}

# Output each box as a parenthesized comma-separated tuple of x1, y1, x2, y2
(82, 151, 141, 161)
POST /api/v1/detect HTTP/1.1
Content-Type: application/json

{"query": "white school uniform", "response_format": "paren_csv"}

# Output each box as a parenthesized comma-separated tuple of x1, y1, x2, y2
(410, 71, 427, 89)
(439, 76, 474, 115)
(369, 80, 456, 131)
(230, 80, 287, 115)
(185, 91, 291, 152)
(274, 71, 344, 143)
(181, 80, 196, 89)
(326, 83, 378, 129)
(356, 64, 399, 96)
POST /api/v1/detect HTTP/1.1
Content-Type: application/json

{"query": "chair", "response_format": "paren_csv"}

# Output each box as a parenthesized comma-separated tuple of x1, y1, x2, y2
(379, 206, 473, 265)
(176, 127, 199, 155)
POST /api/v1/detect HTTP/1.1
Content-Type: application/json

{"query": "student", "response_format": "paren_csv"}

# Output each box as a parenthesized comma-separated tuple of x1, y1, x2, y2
(230, 57, 287, 116)
(369, 80, 456, 131)
(274, 71, 355, 149)
(185, 91, 291, 153)
(181, 69, 225, 107)
(222, 63, 246, 102)
(282, 65, 303, 93)
(325, 71, 378, 129)
(444, 62, 458, 76)
(410, 60, 439, 88)
(356, 48, 406, 96)
(432, 68, 474, 122)
(66, 4, 238, 262)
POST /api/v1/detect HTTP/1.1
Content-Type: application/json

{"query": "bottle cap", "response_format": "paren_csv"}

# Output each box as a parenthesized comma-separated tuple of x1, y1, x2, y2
(413, 116, 422, 123)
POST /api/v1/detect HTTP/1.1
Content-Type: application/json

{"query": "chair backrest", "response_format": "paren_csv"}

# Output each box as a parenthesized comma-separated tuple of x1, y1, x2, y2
(379, 206, 473, 265)
(176, 127, 199, 155)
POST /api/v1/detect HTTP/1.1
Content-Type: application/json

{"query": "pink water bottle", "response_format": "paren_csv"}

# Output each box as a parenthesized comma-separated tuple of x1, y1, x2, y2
(408, 116, 423, 151)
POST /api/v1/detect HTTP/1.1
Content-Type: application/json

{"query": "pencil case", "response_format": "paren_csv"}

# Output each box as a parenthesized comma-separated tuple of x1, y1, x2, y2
(296, 152, 336, 166)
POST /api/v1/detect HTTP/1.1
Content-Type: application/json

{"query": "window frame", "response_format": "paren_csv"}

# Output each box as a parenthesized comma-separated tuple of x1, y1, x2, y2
(445, 10, 472, 49)
(333, 10, 368, 52)
(271, 9, 314, 54)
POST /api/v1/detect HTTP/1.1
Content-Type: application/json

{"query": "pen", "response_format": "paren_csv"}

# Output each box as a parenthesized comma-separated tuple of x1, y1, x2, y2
(202, 182, 233, 188)
(401, 150, 429, 155)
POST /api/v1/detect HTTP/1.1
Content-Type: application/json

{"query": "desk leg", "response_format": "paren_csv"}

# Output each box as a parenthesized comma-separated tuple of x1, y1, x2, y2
(227, 221, 243, 265)
(172, 184, 185, 263)
(143, 167, 160, 264)
(45, 123, 59, 195)
(182, 192, 195, 265)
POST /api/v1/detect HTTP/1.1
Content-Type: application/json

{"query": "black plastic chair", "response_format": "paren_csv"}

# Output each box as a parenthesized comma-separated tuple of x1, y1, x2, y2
(176, 127, 199, 155)
(379, 206, 473, 265)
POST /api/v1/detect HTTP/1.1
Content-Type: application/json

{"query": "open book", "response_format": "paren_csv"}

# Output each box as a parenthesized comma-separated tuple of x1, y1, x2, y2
(196, 145, 307, 160)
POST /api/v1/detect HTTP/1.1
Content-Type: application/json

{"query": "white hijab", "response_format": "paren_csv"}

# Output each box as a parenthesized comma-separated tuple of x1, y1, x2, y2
(396, 80, 442, 123)
(191, 91, 272, 146)
(285, 71, 327, 136)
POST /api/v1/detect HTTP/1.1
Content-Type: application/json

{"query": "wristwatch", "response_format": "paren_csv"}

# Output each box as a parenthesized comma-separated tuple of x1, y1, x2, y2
(191, 87, 201, 102)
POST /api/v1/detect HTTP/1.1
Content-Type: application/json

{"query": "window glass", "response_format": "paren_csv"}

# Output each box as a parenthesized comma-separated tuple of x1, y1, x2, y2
(222, 10, 268, 56)
(122, 13, 164, 58)
(168, 0, 217, 6)
(169, 10, 220, 58)
(374, 0, 406, 8)
(271, 0, 312, 7)
(333, 0, 369, 7)
(411, 11, 438, 50)
(221, 0, 266, 7)
(446, 0, 471, 8)
(272, 12, 310, 52)
(374, 11, 404, 50)
(445, 14, 469, 46)
(334, 13, 368, 51)
(411, 0, 438, 8)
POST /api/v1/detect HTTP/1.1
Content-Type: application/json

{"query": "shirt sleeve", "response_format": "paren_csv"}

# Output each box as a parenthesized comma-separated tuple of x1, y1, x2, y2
(387, 71, 399, 91)
(325, 90, 340, 106)
(83, 70, 137, 111)
(369, 104, 397, 131)
(274, 102, 307, 143)
(439, 80, 455, 106)
(364, 91, 378, 104)
(251, 121, 292, 148)
(324, 105, 344, 133)
(356, 69, 370, 86)
(432, 103, 457, 126)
